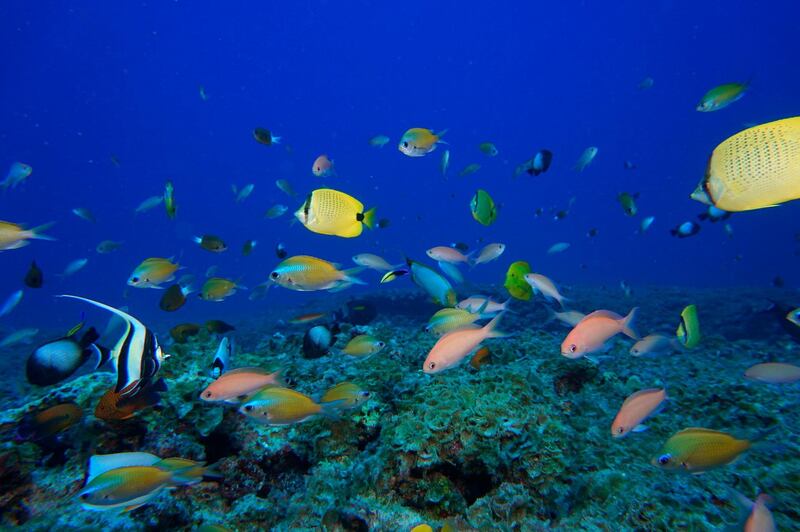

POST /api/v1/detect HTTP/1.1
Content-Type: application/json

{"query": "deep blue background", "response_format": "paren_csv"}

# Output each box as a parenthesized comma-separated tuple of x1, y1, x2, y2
(2, 1, 799, 332)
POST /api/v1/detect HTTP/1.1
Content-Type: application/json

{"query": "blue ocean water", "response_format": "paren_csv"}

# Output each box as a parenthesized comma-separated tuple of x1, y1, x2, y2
(2, 2, 800, 529)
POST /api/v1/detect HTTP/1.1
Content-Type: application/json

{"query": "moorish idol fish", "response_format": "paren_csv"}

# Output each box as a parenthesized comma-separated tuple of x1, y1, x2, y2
(57, 295, 166, 398)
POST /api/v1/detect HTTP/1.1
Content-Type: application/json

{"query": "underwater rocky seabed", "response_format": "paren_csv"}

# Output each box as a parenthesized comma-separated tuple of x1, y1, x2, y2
(1, 285, 799, 531)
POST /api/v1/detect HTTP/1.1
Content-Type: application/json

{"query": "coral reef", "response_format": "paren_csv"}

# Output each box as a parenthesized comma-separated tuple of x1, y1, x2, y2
(1, 285, 798, 530)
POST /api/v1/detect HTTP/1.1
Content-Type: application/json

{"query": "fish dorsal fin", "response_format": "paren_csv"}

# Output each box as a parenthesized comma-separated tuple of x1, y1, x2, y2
(677, 427, 726, 436)
(580, 310, 623, 322)
(222, 367, 272, 376)
(621, 388, 664, 408)
(87, 452, 160, 483)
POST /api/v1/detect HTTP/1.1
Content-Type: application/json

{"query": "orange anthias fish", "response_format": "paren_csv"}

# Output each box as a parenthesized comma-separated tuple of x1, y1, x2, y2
(200, 367, 283, 403)
(610, 388, 667, 438)
(312, 155, 335, 177)
(423, 314, 508, 374)
(734, 492, 775, 532)
(561, 308, 639, 359)
(18, 402, 83, 440)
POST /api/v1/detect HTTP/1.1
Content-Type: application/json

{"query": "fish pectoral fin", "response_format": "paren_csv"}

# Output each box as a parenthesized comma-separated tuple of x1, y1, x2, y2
(632, 424, 649, 433)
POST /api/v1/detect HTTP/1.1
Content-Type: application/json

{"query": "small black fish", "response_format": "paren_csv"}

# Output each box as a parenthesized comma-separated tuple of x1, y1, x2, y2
(527, 149, 553, 176)
(534, 208, 544, 217)
(242, 240, 257, 256)
(624, 160, 636, 170)
(206, 320, 235, 334)
(24, 260, 43, 288)
(377, 218, 391, 229)
(586, 228, 599, 238)
(772, 276, 785, 288)
(193, 234, 227, 252)
(275, 243, 287, 259)
(553, 210, 569, 221)
(159, 284, 190, 312)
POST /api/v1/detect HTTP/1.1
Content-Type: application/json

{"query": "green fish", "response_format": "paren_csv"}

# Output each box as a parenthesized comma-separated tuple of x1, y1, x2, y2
(164, 181, 177, 219)
(676, 304, 700, 348)
(504, 261, 533, 301)
(460, 163, 481, 177)
(478, 142, 498, 156)
(470, 189, 497, 226)
(696, 82, 749, 112)
(617, 192, 638, 216)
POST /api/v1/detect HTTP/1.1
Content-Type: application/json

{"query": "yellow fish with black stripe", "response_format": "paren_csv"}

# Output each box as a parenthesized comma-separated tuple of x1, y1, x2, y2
(295, 188, 376, 238)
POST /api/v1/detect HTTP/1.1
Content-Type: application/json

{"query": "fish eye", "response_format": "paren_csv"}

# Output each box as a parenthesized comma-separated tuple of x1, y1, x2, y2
(359, 391, 371, 398)
(616, 427, 624, 434)
(270, 272, 279, 279)
(131, 277, 139, 283)
(403, 142, 408, 148)
(658, 454, 671, 465)
(79, 493, 90, 500)
(569, 344, 577, 353)
(203, 391, 212, 398)
(378, 342, 385, 347)
(428, 362, 436, 370)
(244, 405, 253, 412)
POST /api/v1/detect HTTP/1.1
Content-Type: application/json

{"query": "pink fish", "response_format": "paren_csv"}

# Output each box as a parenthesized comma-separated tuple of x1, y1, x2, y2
(744, 362, 800, 384)
(456, 296, 510, 314)
(426, 246, 470, 264)
(734, 491, 775, 532)
(561, 308, 639, 358)
(423, 313, 508, 374)
(610, 388, 667, 438)
(630, 334, 682, 356)
(200, 367, 283, 403)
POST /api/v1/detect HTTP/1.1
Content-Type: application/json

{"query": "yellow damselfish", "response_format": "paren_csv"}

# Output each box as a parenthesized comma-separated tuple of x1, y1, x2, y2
(295, 188, 376, 238)
(239, 386, 336, 425)
(652, 427, 759, 473)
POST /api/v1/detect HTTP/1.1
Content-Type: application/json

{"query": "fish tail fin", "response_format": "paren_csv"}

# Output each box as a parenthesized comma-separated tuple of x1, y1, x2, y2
(30, 222, 56, 241)
(556, 294, 569, 309)
(485, 312, 510, 339)
(621, 307, 640, 339)
(200, 461, 225, 481)
(362, 207, 377, 230)
(501, 298, 517, 314)
(751, 424, 779, 443)
(435, 129, 449, 141)
(319, 400, 345, 419)
(342, 267, 367, 285)
(191, 236, 202, 245)
(78, 326, 100, 348)
(271, 135, 281, 144)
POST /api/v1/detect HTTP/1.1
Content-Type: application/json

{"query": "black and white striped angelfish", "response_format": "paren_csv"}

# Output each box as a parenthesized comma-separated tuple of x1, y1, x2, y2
(57, 295, 166, 398)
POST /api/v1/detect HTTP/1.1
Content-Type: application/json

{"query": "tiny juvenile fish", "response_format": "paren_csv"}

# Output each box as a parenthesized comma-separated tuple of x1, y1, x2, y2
(478, 142, 498, 156)
(617, 192, 638, 216)
(275, 179, 295, 197)
(0, 327, 39, 348)
(459, 163, 481, 177)
(96, 240, 123, 254)
(232, 183, 255, 203)
(164, 181, 177, 219)
(242, 240, 257, 256)
(0, 290, 23, 318)
(440, 149, 450, 176)
(369, 135, 390, 148)
(547, 242, 570, 255)
(134, 195, 163, 214)
(398, 128, 447, 157)
(341, 335, 385, 356)
(574, 146, 598, 172)
(60, 258, 88, 277)
(72, 207, 96, 223)
(265, 204, 289, 219)
(320, 382, 371, 409)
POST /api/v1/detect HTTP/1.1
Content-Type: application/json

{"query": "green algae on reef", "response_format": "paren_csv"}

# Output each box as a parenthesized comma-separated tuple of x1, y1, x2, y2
(1, 285, 799, 530)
